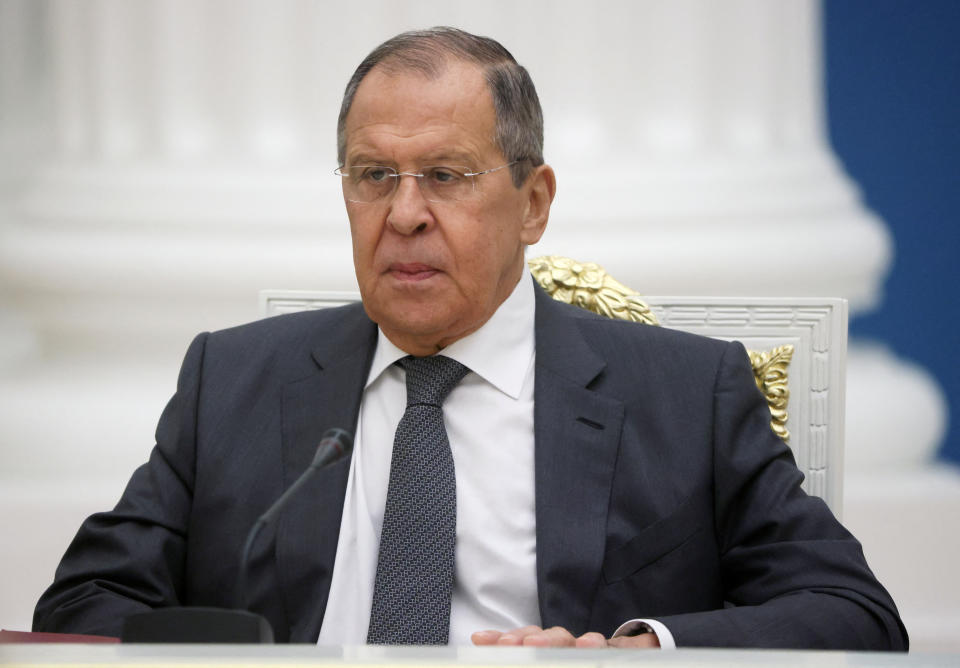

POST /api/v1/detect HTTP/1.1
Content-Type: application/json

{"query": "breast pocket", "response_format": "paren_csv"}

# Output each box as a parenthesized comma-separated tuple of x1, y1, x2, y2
(602, 494, 706, 584)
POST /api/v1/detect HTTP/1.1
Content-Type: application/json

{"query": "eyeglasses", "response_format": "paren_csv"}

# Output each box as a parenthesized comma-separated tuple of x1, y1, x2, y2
(334, 162, 518, 203)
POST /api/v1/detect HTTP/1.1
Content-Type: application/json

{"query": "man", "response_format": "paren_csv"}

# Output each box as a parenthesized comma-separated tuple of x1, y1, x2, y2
(34, 27, 907, 650)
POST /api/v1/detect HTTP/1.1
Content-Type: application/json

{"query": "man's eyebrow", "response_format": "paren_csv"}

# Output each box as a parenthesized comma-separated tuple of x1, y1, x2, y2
(344, 151, 481, 167)
(344, 153, 386, 166)
(419, 151, 479, 166)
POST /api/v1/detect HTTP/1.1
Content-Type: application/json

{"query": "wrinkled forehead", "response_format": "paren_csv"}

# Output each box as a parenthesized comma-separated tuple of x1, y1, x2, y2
(344, 60, 498, 162)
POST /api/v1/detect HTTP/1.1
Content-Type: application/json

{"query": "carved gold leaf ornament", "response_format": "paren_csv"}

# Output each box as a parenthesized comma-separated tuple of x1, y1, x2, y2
(527, 255, 793, 441)
(748, 344, 795, 442)
(527, 256, 659, 326)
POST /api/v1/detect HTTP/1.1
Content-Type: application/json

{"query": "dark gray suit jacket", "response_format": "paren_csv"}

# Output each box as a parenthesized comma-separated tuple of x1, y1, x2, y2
(34, 283, 907, 649)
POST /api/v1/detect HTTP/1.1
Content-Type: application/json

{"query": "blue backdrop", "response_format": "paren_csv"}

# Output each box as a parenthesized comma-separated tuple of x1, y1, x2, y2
(825, 0, 960, 464)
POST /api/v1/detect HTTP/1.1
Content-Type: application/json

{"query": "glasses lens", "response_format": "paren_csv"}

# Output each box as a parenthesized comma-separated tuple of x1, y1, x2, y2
(342, 166, 396, 203)
(419, 166, 473, 202)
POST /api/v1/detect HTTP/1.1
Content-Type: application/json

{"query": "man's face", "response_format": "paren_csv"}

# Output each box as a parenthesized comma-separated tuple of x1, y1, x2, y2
(342, 60, 552, 356)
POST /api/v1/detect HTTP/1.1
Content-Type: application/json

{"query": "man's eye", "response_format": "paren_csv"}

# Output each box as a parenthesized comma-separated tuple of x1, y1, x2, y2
(428, 167, 464, 185)
(363, 168, 392, 183)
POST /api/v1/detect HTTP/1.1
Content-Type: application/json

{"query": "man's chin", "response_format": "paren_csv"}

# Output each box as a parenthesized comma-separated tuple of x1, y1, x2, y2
(366, 303, 454, 353)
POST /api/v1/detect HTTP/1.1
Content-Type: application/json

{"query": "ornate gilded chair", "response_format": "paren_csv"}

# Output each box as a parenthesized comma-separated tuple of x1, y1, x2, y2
(260, 256, 847, 517)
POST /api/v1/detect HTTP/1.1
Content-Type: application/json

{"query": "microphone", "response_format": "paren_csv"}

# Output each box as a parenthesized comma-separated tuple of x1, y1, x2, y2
(237, 428, 353, 608)
(121, 428, 353, 643)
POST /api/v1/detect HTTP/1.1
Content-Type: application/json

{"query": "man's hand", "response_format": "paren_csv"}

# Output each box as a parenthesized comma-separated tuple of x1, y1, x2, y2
(471, 625, 660, 648)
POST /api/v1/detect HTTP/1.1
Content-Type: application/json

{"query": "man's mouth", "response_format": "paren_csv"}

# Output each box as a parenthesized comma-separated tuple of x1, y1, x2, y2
(387, 263, 440, 281)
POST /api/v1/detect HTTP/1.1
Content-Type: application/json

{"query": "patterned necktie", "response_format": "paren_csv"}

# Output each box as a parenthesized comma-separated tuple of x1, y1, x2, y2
(366, 355, 469, 645)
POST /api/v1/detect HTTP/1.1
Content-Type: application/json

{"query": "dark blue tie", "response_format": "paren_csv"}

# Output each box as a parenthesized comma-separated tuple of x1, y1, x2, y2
(366, 355, 469, 645)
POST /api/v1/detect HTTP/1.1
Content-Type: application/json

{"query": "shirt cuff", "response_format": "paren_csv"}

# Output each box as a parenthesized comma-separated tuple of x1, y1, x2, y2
(611, 618, 676, 650)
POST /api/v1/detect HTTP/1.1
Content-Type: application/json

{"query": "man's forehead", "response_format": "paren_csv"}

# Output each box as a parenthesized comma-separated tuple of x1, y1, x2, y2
(344, 60, 497, 159)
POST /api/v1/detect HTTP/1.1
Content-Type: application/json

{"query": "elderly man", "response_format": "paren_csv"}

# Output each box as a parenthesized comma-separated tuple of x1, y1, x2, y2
(35, 28, 906, 651)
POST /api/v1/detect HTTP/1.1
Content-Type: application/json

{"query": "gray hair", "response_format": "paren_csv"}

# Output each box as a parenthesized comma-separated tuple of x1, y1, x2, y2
(336, 27, 544, 187)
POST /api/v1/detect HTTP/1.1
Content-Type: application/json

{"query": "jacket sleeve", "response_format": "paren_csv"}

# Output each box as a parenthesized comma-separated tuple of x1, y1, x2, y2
(656, 341, 908, 650)
(32, 333, 208, 637)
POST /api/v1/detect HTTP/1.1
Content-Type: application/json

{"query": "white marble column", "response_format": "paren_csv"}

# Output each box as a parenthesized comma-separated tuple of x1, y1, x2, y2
(536, 1, 888, 311)
(1, 0, 908, 343)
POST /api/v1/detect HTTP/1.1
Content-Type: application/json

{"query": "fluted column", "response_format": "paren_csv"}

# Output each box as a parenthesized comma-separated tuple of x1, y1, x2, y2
(537, 0, 890, 311)
(4, 1, 901, 345)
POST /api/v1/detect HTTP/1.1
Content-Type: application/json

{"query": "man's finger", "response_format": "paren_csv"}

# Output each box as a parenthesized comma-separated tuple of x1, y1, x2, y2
(471, 630, 502, 646)
(495, 625, 545, 645)
(520, 626, 577, 647)
(608, 632, 660, 649)
(575, 631, 609, 648)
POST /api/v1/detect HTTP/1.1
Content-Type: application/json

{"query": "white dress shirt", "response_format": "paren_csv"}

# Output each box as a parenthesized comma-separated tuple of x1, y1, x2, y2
(317, 275, 674, 648)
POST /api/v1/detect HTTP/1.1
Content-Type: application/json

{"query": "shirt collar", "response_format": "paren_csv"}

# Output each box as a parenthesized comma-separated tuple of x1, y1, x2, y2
(365, 274, 535, 400)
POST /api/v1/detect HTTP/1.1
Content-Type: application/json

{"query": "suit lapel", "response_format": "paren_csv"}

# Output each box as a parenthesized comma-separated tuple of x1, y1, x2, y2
(533, 287, 624, 635)
(275, 304, 377, 642)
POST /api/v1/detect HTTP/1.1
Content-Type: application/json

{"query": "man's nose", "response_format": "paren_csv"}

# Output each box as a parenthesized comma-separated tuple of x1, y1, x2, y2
(386, 174, 433, 235)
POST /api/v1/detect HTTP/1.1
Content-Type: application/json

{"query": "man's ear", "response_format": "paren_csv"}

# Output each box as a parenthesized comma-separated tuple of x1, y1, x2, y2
(520, 164, 556, 245)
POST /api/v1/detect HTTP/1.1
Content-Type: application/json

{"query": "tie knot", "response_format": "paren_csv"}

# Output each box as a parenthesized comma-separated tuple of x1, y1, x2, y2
(399, 355, 469, 407)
